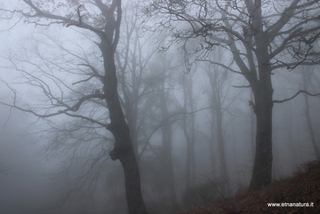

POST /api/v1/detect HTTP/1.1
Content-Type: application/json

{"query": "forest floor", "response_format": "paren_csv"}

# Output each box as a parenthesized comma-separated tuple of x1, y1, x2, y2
(177, 160, 320, 214)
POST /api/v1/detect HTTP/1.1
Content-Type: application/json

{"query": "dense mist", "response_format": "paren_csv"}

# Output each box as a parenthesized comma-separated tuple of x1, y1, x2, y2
(1, 0, 320, 214)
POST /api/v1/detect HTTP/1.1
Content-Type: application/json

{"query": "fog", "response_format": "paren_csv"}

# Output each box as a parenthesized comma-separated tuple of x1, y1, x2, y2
(0, 1, 320, 214)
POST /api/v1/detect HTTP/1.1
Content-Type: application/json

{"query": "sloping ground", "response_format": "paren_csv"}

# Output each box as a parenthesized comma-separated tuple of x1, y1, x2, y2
(177, 161, 320, 214)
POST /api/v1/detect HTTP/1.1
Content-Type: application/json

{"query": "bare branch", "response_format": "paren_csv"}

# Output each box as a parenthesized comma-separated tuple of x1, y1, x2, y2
(63, 112, 109, 128)
(72, 76, 95, 86)
(112, 0, 122, 51)
(67, 94, 105, 112)
(21, 0, 107, 41)
(0, 81, 104, 119)
(273, 90, 320, 104)
(200, 59, 242, 75)
(232, 85, 250, 89)
(66, 5, 83, 28)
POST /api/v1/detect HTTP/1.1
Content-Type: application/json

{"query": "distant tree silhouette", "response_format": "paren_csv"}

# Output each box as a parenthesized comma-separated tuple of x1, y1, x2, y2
(147, 0, 320, 189)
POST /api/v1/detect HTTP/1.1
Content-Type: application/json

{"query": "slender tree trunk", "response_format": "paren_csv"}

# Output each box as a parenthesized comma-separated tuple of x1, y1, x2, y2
(181, 76, 196, 190)
(161, 124, 178, 208)
(159, 90, 178, 209)
(302, 72, 320, 160)
(183, 115, 192, 190)
(304, 96, 320, 160)
(182, 114, 196, 190)
(208, 68, 230, 195)
(250, 91, 256, 162)
(209, 112, 216, 173)
(286, 103, 299, 169)
(215, 106, 230, 195)
(154, 40, 178, 209)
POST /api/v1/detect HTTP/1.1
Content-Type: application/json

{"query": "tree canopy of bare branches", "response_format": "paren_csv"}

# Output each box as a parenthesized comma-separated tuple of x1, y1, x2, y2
(0, 0, 148, 213)
(146, 0, 320, 189)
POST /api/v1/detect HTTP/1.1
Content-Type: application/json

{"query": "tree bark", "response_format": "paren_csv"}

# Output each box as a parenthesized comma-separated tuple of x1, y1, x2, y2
(98, 2, 148, 213)
(249, 63, 274, 190)
(245, 0, 273, 190)
(104, 42, 148, 214)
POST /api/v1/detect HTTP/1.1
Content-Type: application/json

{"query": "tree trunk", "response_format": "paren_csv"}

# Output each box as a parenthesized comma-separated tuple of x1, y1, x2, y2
(286, 103, 299, 169)
(105, 62, 148, 213)
(215, 106, 230, 195)
(159, 91, 178, 209)
(181, 76, 196, 190)
(183, 114, 196, 190)
(249, 64, 274, 190)
(207, 66, 230, 195)
(162, 124, 178, 208)
(100, 20, 148, 214)
(118, 153, 148, 214)
(209, 117, 216, 174)
(250, 91, 256, 162)
(155, 45, 178, 209)
(302, 71, 320, 160)
(304, 95, 320, 160)
(183, 115, 192, 190)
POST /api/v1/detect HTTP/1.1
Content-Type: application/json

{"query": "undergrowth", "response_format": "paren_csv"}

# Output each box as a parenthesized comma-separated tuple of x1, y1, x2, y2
(177, 160, 320, 214)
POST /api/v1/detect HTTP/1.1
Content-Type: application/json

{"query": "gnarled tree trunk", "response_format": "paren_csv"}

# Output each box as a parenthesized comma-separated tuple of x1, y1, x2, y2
(103, 34, 148, 214)
(99, 1, 148, 213)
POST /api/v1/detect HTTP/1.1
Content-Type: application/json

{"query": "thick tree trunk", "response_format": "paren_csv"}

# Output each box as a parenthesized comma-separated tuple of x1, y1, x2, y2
(249, 65, 273, 190)
(119, 153, 148, 214)
(101, 24, 148, 213)
(107, 79, 147, 213)
(105, 68, 148, 214)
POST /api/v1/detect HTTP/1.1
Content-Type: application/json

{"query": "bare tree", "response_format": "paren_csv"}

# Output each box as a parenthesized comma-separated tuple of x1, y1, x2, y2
(147, 0, 320, 189)
(116, 2, 157, 159)
(0, 0, 148, 213)
(148, 49, 179, 210)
